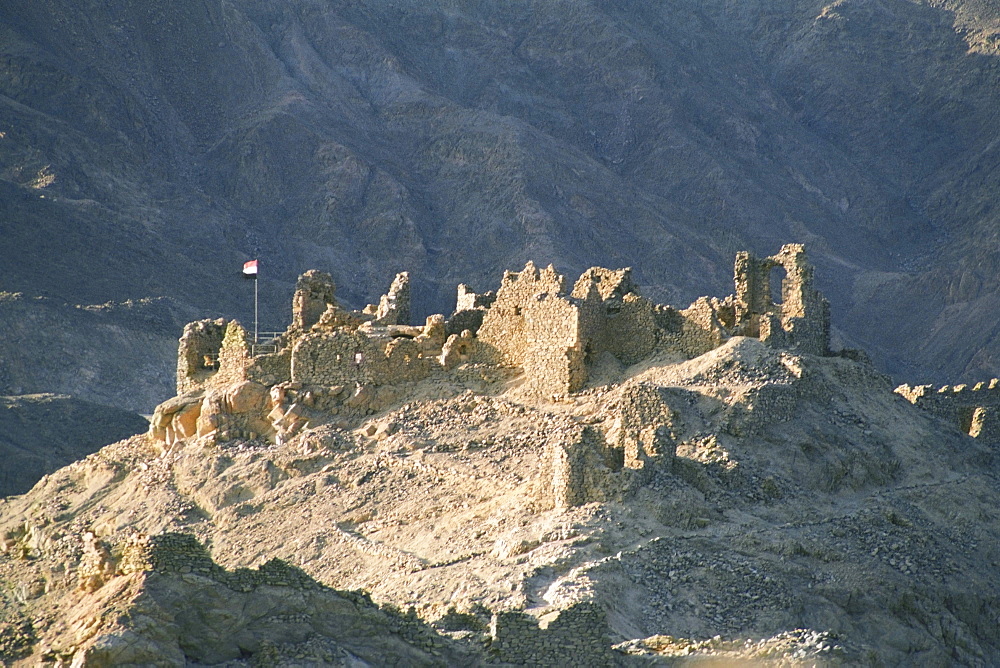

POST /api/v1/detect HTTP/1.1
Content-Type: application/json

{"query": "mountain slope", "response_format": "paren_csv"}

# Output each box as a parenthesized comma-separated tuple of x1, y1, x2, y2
(3, 0, 1000, 409)
(2, 338, 998, 664)
(0, 393, 147, 496)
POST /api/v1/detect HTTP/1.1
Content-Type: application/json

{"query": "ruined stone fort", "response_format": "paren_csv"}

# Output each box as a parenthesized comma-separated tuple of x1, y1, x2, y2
(150, 243, 995, 508)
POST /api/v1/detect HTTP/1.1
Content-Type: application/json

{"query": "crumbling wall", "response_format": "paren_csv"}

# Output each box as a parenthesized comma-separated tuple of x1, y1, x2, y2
(477, 262, 664, 392)
(213, 321, 253, 388)
(571, 266, 636, 301)
(523, 293, 586, 396)
(175, 319, 257, 396)
(292, 270, 337, 332)
(292, 330, 389, 386)
(476, 262, 567, 366)
(733, 244, 829, 355)
(448, 283, 494, 336)
(598, 293, 660, 365)
(489, 602, 614, 667)
(673, 297, 729, 358)
(546, 425, 619, 509)
(456, 283, 496, 311)
(571, 269, 659, 366)
(313, 303, 364, 332)
(722, 382, 801, 437)
(246, 348, 292, 387)
(602, 384, 681, 470)
(373, 271, 411, 326)
(896, 380, 1000, 442)
(176, 319, 227, 395)
(291, 330, 429, 387)
(440, 330, 477, 370)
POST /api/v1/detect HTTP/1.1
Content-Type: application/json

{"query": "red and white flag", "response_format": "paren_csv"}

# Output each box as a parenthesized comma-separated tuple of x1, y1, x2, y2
(243, 259, 258, 278)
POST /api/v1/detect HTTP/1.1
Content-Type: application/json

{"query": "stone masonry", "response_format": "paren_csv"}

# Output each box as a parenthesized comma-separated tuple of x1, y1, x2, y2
(896, 380, 1000, 442)
(730, 243, 830, 356)
(154, 245, 835, 500)
(489, 601, 615, 667)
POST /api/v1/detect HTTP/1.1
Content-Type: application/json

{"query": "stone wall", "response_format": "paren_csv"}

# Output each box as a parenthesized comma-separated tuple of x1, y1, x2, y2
(292, 330, 390, 386)
(176, 319, 227, 394)
(373, 271, 411, 326)
(213, 321, 253, 387)
(896, 380, 1000, 441)
(571, 266, 635, 300)
(247, 348, 292, 387)
(476, 262, 665, 394)
(548, 425, 602, 508)
(448, 283, 494, 336)
(291, 330, 429, 388)
(489, 602, 614, 667)
(602, 383, 681, 470)
(571, 272, 659, 367)
(291, 270, 337, 332)
(733, 244, 830, 356)
(476, 262, 567, 366)
(524, 293, 586, 396)
(722, 382, 800, 437)
(672, 297, 729, 358)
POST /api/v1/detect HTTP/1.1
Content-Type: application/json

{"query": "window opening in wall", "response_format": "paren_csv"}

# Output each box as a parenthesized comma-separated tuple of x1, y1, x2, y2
(770, 265, 787, 306)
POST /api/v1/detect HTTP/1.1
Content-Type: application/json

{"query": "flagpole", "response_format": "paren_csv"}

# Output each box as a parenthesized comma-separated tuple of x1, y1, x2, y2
(254, 271, 259, 343)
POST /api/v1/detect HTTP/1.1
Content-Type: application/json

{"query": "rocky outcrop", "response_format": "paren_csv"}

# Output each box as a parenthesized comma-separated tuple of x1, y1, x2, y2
(45, 532, 475, 666)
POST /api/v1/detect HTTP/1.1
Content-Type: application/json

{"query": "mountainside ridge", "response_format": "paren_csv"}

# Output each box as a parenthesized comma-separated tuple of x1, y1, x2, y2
(2, 249, 1000, 664)
(5, 0, 1000, 412)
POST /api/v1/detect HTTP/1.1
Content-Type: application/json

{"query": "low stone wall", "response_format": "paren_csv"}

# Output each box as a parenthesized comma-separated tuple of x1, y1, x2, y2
(546, 425, 632, 509)
(248, 348, 292, 387)
(896, 380, 1000, 441)
(722, 382, 800, 437)
(291, 329, 433, 389)
(674, 297, 729, 358)
(603, 383, 681, 469)
(489, 602, 615, 667)
(118, 532, 328, 593)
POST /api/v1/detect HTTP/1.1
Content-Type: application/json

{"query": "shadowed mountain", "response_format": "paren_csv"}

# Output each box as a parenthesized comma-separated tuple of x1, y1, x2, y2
(3, 0, 1000, 410)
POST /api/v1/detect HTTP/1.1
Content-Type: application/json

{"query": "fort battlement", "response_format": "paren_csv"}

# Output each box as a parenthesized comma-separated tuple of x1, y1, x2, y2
(151, 245, 833, 505)
(896, 379, 1000, 441)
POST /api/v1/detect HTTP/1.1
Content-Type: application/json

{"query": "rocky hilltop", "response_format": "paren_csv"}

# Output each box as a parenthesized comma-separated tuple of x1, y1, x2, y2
(4, 0, 1000, 411)
(2, 249, 999, 665)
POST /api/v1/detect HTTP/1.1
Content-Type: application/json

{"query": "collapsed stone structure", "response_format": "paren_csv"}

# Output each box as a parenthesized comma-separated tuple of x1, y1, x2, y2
(896, 380, 1000, 442)
(151, 244, 832, 506)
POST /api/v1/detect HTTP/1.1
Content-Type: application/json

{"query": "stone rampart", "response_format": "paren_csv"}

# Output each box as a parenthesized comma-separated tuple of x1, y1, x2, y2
(159, 246, 837, 456)
(896, 380, 1000, 441)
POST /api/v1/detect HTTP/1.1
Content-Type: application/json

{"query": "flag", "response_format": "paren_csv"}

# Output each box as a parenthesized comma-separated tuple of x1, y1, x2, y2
(243, 259, 258, 279)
